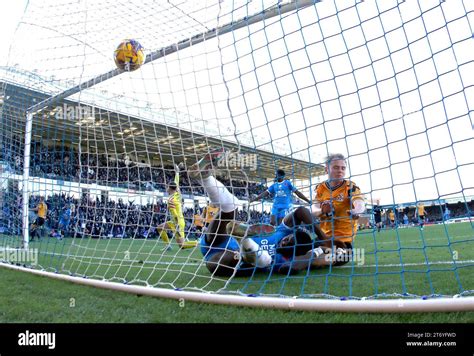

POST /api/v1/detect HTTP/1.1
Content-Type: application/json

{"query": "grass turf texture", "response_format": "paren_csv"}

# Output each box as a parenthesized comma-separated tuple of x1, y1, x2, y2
(0, 222, 472, 322)
(0, 267, 473, 323)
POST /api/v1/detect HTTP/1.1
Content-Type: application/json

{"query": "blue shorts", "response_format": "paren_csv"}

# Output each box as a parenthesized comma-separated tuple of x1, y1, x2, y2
(59, 219, 70, 228)
(271, 205, 292, 219)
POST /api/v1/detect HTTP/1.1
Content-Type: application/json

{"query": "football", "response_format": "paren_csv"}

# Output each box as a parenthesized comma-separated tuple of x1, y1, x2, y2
(114, 39, 145, 71)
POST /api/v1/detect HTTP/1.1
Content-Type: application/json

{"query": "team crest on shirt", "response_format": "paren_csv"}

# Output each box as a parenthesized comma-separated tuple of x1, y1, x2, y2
(334, 193, 345, 202)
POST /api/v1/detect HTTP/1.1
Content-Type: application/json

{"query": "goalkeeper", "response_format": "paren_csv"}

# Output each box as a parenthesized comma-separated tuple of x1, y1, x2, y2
(157, 164, 198, 250)
(187, 149, 338, 277)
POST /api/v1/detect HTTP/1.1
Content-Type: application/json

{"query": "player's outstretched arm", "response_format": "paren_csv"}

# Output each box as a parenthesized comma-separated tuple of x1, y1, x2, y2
(174, 164, 180, 190)
(277, 247, 334, 274)
(249, 190, 270, 204)
(293, 189, 311, 204)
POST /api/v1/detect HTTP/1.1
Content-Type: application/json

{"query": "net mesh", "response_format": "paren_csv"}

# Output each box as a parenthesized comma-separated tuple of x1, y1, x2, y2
(0, 0, 473, 300)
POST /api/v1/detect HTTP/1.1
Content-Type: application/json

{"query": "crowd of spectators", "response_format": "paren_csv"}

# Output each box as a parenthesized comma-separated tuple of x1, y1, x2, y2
(1, 137, 264, 199)
(2, 136, 473, 239)
(3, 186, 471, 240)
(0, 189, 271, 240)
(365, 201, 474, 230)
(1, 136, 271, 239)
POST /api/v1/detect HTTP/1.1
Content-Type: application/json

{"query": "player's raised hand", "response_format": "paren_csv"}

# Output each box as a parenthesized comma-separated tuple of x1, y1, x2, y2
(320, 201, 332, 214)
(248, 194, 257, 204)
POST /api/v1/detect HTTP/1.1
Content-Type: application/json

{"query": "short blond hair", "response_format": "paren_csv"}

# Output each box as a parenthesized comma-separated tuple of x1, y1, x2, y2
(325, 153, 346, 166)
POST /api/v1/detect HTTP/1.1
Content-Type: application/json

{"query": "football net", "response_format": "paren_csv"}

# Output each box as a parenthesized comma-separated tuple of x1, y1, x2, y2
(0, 0, 473, 311)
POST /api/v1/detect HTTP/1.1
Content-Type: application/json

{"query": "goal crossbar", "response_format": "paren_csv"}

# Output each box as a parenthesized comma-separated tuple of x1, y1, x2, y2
(26, 0, 319, 115)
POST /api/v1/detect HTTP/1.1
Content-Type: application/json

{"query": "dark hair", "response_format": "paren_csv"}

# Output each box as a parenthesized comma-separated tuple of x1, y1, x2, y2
(277, 228, 313, 258)
(168, 182, 177, 191)
(276, 169, 285, 178)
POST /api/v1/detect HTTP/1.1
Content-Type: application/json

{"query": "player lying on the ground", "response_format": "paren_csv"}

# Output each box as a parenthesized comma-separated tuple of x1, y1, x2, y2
(186, 150, 351, 277)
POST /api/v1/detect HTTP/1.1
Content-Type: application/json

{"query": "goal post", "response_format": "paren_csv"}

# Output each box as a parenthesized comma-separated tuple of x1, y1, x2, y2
(0, 0, 473, 312)
(21, 0, 320, 250)
(21, 112, 33, 249)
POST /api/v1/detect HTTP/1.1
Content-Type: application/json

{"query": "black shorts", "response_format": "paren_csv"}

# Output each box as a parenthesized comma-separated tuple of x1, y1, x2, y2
(34, 217, 45, 226)
(374, 216, 381, 223)
(419, 215, 425, 221)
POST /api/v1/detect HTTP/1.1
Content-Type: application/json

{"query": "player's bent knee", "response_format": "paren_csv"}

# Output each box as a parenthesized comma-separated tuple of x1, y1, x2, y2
(292, 206, 310, 221)
(294, 206, 306, 214)
(206, 260, 236, 277)
(205, 251, 239, 277)
(206, 262, 234, 277)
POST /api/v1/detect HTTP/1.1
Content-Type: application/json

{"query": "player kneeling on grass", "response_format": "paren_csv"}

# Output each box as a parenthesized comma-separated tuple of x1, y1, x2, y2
(311, 154, 366, 266)
(186, 149, 347, 277)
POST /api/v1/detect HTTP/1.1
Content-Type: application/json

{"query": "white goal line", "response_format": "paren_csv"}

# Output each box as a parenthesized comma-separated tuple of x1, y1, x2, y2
(32, 251, 474, 270)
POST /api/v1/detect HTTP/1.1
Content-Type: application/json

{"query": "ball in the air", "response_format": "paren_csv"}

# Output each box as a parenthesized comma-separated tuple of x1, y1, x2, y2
(114, 39, 145, 71)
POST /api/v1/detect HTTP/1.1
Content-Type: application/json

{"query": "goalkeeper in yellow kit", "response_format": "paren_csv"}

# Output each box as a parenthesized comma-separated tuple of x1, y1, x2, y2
(157, 164, 198, 250)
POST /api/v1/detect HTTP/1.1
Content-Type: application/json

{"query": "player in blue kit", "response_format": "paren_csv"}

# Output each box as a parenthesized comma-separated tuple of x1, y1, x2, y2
(250, 169, 311, 226)
(187, 151, 336, 277)
(57, 204, 71, 239)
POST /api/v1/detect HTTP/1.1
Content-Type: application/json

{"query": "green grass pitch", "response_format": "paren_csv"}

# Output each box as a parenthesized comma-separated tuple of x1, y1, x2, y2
(0, 222, 473, 322)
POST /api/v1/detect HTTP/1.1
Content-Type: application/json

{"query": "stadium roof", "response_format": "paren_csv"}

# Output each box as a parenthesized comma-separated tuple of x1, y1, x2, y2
(0, 79, 324, 182)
